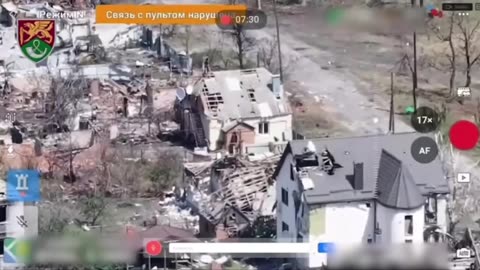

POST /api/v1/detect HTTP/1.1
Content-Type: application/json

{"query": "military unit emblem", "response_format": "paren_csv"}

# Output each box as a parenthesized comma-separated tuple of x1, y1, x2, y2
(17, 19, 55, 63)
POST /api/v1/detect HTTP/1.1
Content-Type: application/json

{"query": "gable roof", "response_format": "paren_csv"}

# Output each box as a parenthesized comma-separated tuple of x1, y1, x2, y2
(221, 120, 255, 133)
(193, 68, 291, 120)
(275, 132, 448, 206)
(376, 150, 425, 209)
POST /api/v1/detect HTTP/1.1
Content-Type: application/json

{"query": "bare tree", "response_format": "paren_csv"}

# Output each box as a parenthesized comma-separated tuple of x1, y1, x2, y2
(429, 14, 457, 96)
(184, 25, 192, 55)
(96, 140, 115, 194)
(456, 16, 480, 87)
(146, 150, 182, 197)
(79, 195, 109, 227)
(257, 36, 298, 81)
(45, 75, 86, 132)
(39, 202, 79, 233)
(204, 30, 223, 67)
(258, 37, 277, 71)
(229, 22, 255, 69)
(144, 80, 154, 135)
(111, 158, 143, 198)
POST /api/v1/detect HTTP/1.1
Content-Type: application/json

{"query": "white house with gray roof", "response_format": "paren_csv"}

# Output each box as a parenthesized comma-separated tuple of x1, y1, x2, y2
(189, 68, 292, 154)
(273, 133, 449, 269)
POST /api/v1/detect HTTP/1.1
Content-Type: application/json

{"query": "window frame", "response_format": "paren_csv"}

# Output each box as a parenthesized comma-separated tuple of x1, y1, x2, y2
(282, 222, 289, 232)
(404, 215, 413, 236)
(281, 188, 289, 206)
(258, 122, 269, 134)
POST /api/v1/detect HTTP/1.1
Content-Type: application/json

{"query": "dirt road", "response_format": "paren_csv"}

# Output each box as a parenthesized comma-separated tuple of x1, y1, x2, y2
(151, 0, 480, 228)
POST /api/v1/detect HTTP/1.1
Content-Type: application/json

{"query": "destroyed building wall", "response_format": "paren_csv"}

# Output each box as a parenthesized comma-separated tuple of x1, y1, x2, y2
(0, 144, 39, 170)
(184, 155, 279, 240)
(191, 68, 293, 152)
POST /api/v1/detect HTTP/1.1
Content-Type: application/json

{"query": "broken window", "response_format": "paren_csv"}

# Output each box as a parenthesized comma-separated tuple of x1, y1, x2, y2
(282, 222, 289, 232)
(405, 215, 413, 236)
(281, 188, 289, 206)
(258, 122, 269, 134)
(247, 89, 256, 102)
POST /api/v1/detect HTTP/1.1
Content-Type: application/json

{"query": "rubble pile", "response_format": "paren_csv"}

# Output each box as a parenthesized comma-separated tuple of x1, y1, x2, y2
(184, 155, 279, 238)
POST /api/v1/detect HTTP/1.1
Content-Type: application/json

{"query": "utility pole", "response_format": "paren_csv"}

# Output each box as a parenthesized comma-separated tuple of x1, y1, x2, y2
(272, 0, 283, 82)
(389, 72, 395, 134)
(411, 0, 423, 110)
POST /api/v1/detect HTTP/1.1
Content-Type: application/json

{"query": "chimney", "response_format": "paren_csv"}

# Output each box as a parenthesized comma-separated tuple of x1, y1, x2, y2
(271, 74, 283, 99)
(353, 163, 364, 190)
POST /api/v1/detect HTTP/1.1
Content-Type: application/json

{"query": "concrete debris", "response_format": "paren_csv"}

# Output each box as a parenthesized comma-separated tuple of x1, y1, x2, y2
(184, 155, 279, 238)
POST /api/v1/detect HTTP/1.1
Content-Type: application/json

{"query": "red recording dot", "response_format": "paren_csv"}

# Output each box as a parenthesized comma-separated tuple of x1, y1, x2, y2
(145, 240, 162, 256)
(220, 15, 232, 25)
(449, 120, 480, 150)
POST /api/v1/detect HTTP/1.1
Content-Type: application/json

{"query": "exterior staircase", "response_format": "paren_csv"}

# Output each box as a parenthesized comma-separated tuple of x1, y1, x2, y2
(189, 113, 207, 147)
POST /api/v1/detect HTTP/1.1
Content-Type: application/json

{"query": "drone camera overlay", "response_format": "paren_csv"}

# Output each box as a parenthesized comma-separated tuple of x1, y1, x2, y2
(0, 0, 479, 269)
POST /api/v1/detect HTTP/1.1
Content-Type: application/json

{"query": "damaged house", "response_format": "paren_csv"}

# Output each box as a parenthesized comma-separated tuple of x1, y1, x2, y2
(274, 133, 449, 269)
(184, 155, 278, 239)
(176, 68, 292, 155)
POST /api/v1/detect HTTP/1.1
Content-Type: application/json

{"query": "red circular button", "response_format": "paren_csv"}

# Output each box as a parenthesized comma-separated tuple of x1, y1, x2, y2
(145, 240, 162, 256)
(449, 120, 480, 150)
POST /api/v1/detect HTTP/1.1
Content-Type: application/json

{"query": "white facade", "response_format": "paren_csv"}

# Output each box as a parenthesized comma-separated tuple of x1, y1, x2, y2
(376, 204, 424, 244)
(275, 153, 449, 269)
(204, 114, 293, 152)
(276, 153, 299, 241)
(243, 115, 293, 145)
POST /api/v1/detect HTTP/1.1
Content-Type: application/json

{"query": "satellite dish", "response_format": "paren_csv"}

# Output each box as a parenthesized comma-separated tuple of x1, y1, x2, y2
(186, 85, 193, 95)
(176, 88, 186, 101)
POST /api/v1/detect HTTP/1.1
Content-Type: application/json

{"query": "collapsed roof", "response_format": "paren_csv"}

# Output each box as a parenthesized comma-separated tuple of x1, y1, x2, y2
(192, 68, 291, 121)
(184, 155, 279, 236)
